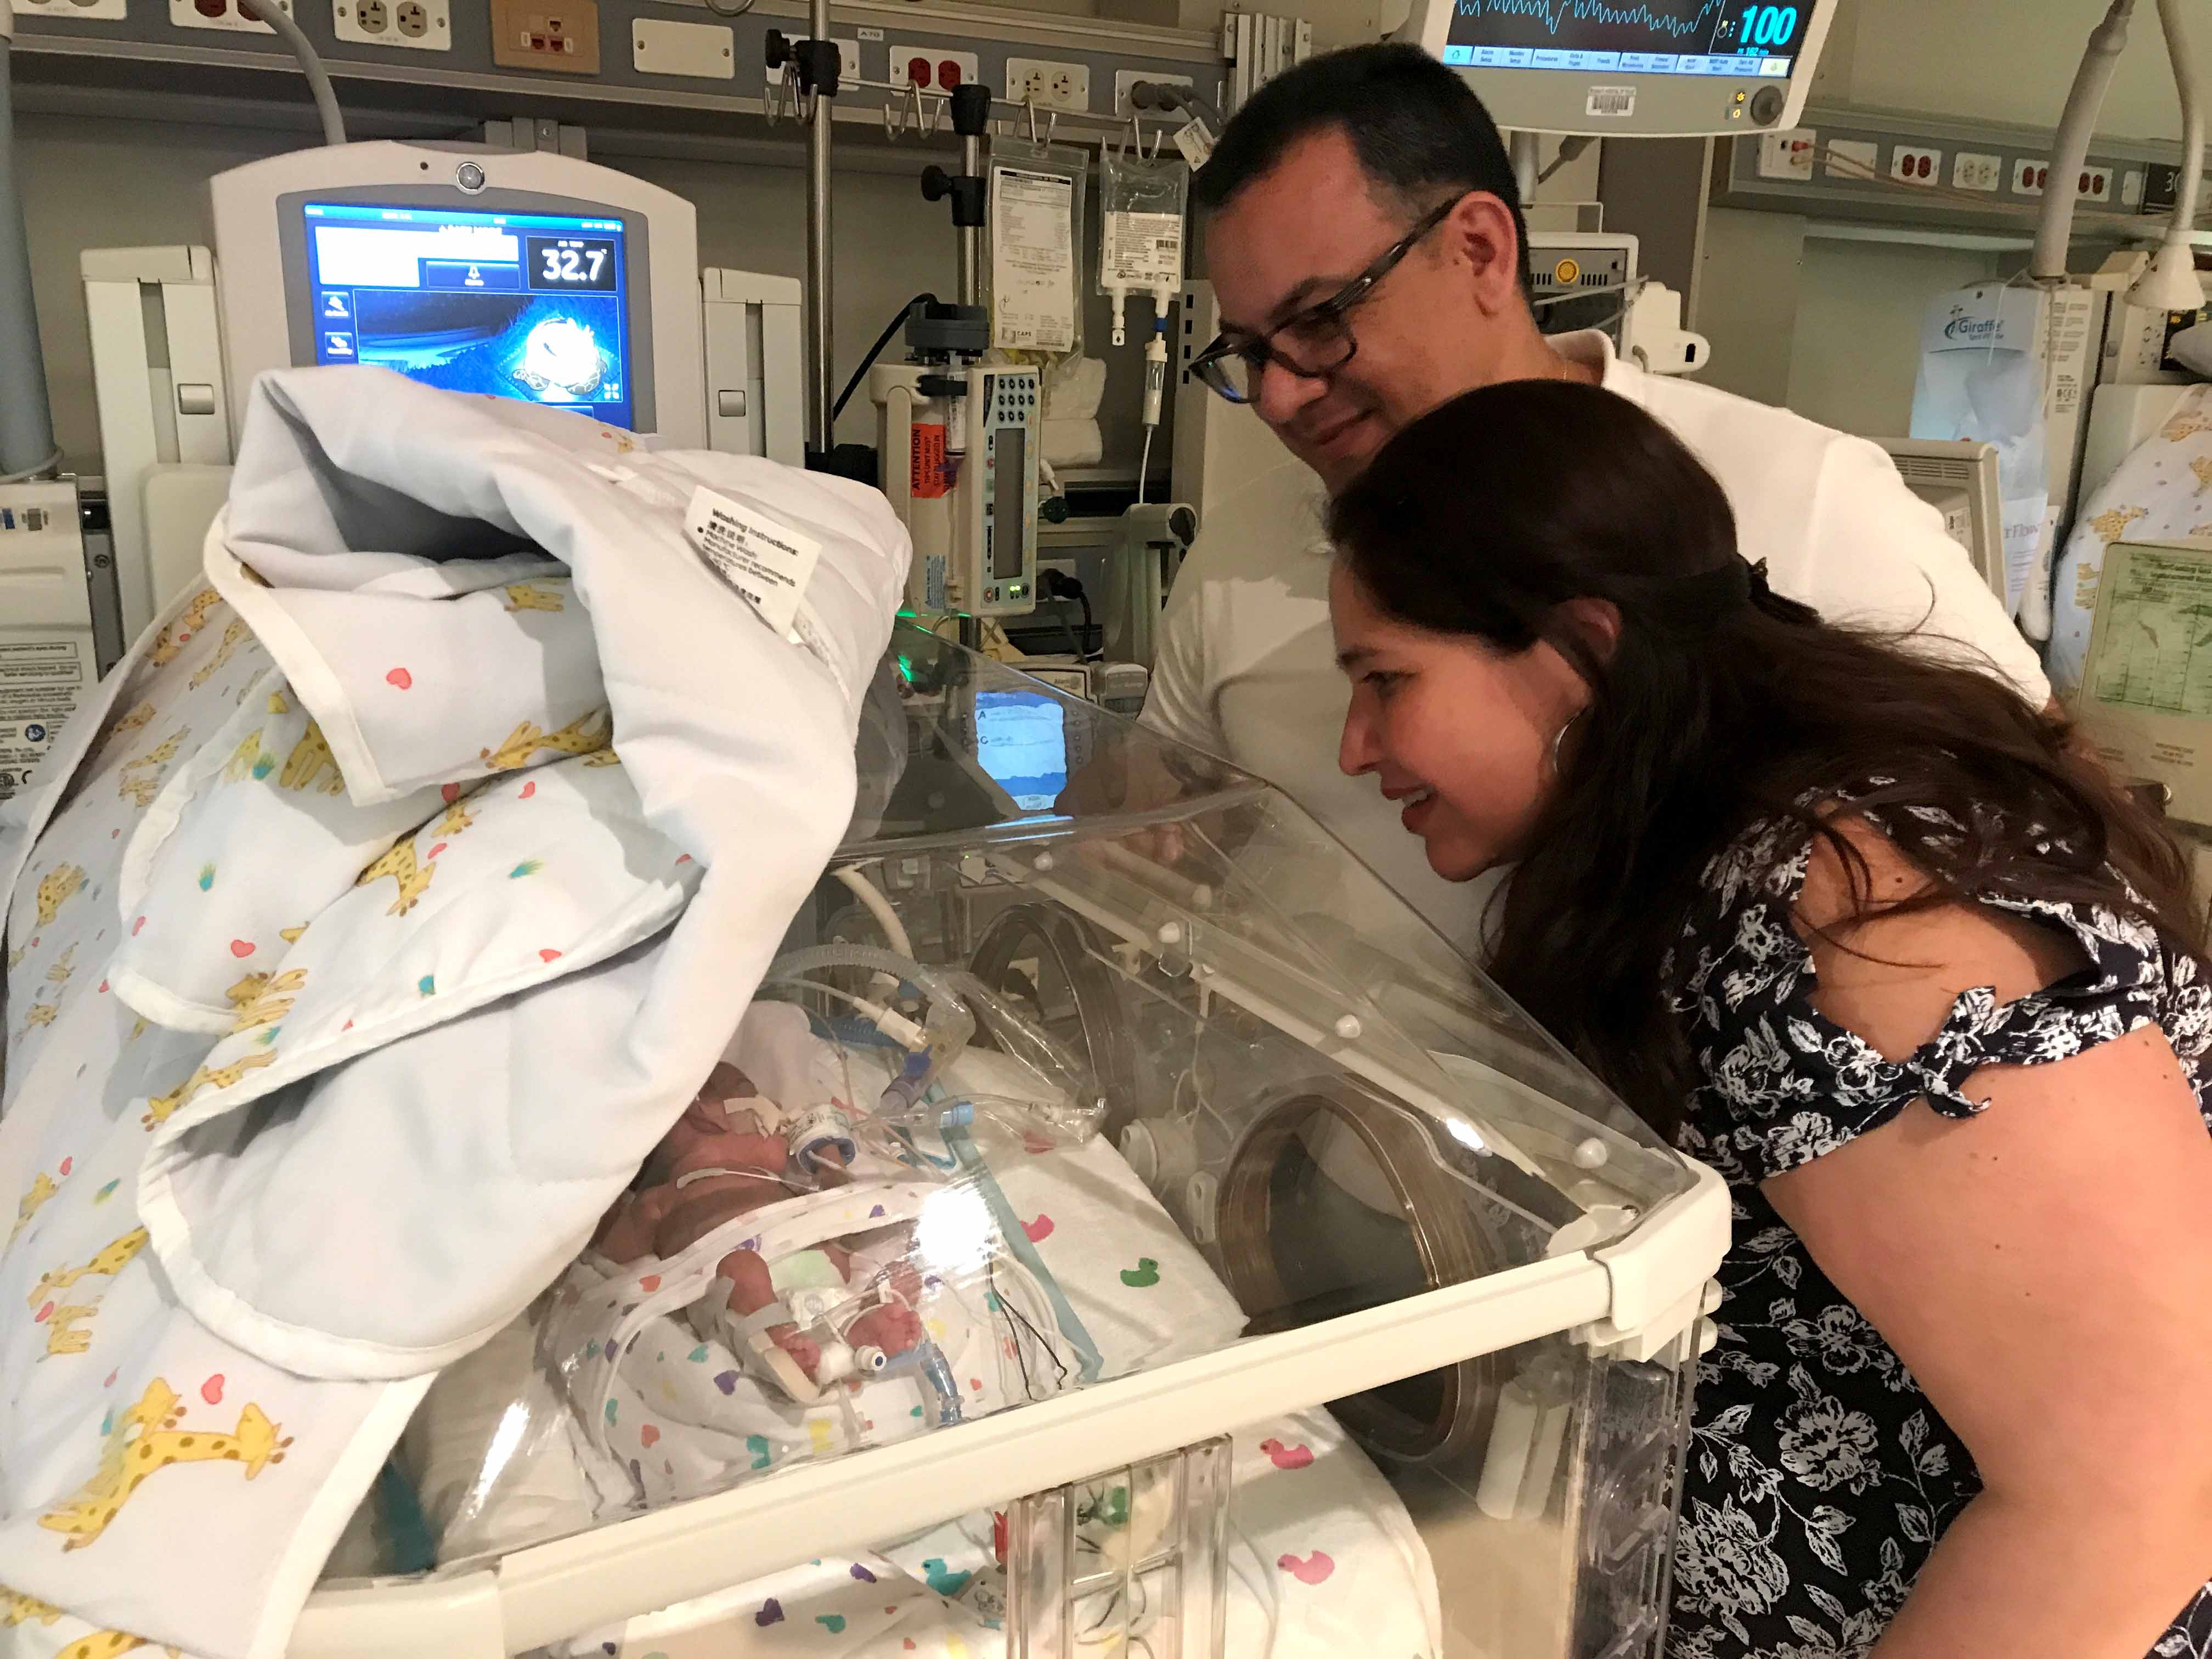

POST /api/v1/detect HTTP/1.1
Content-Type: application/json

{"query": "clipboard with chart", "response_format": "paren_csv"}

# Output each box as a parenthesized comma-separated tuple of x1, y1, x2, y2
(2076, 538, 2212, 828)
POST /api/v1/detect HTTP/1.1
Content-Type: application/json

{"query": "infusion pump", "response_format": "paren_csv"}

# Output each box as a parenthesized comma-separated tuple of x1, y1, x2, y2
(872, 360, 1042, 620)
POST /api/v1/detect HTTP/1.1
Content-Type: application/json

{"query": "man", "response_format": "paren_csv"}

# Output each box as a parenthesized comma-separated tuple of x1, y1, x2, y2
(1142, 43, 2049, 960)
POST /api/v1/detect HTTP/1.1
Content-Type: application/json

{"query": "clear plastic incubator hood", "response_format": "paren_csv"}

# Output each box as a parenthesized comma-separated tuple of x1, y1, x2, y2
(301, 625, 1728, 1659)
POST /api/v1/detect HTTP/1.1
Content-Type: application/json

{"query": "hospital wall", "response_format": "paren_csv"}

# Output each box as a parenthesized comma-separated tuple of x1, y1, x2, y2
(13, 110, 1156, 476)
(1696, 0, 2209, 437)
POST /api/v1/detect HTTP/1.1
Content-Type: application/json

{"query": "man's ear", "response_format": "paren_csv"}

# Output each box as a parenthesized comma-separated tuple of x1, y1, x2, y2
(1443, 191, 1526, 319)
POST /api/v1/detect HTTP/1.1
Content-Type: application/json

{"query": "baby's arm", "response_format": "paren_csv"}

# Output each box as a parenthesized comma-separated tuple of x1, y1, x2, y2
(594, 1184, 678, 1262)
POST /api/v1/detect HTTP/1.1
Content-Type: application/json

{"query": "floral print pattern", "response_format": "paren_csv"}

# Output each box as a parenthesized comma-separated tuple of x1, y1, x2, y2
(1663, 810, 2212, 1658)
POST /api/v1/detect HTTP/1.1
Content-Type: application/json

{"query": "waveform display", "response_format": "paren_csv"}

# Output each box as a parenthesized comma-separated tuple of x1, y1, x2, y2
(1446, 0, 1807, 60)
(1455, 0, 1732, 36)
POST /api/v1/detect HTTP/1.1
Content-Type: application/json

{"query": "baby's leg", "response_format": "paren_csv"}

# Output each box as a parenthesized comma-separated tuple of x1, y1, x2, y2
(718, 1247, 822, 1379)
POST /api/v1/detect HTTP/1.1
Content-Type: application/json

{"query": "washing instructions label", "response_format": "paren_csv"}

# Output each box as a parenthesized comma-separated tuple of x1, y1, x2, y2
(991, 166, 1077, 352)
(1102, 210, 1184, 291)
(0, 635, 92, 802)
(684, 486, 822, 642)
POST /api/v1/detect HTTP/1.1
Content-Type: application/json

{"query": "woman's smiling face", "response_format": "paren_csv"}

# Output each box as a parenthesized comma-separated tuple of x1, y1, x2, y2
(1330, 561, 1589, 882)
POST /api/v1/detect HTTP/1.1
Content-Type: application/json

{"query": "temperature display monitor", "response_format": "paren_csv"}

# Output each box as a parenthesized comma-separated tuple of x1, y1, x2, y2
(302, 201, 635, 428)
(1442, 1, 1812, 79)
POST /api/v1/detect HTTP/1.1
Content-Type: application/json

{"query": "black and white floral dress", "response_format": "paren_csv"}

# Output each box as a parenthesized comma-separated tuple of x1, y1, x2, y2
(1661, 812, 2212, 1659)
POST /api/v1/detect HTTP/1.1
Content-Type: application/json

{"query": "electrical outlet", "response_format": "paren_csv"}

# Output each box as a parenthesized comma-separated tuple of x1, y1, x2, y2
(1952, 151, 2002, 192)
(490, 0, 600, 72)
(890, 46, 978, 93)
(1756, 128, 1815, 181)
(1115, 69, 1193, 118)
(170, 0, 290, 35)
(1006, 56, 1091, 112)
(12, 0, 129, 21)
(2013, 157, 2050, 196)
(335, 0, 448, 49)
(2078, 164, 2113, 204)
(1890, 145, 1940, 187)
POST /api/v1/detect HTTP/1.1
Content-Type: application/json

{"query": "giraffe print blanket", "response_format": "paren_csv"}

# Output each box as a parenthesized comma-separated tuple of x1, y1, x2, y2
(0, 366, 910, 1658)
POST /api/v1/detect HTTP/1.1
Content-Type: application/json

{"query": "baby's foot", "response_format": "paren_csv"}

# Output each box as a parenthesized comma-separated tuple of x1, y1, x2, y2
(765, 1322, 824, 1379)
(847, 1302, 924, 1361)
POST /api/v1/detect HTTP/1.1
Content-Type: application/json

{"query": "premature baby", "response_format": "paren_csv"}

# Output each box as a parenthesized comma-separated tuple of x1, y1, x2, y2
(593, 1008, 925, 1395)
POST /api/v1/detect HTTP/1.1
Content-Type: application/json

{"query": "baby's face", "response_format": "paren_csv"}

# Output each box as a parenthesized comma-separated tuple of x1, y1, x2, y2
(646, 1064, 783, 1186)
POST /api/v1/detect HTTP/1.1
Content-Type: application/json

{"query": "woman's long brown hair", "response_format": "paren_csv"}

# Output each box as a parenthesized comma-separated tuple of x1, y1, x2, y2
(1329, 379, 2201, 1138)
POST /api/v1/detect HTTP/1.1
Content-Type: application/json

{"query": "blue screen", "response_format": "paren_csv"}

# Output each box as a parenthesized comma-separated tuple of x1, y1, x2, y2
(302, 201, 636, 430)
(975, 691, 1068, 811)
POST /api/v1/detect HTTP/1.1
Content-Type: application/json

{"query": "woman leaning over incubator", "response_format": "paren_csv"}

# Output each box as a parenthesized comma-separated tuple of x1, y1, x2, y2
(1327, 379, 2212, 1659)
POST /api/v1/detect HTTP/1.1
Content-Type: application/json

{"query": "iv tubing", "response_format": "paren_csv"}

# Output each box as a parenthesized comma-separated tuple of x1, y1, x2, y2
(0, 6, 60, 483)
(2030, 0, 2132, 282)
(833, 865, 913, 957)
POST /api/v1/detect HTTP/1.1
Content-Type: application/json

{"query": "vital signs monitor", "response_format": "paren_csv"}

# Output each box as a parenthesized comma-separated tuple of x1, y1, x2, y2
(210, 141, 707, 445)
(1402, 0, 1834, 138)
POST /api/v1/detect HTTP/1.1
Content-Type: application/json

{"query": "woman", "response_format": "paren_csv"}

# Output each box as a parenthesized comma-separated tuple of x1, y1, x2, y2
(1326, 380, 2212, 1659)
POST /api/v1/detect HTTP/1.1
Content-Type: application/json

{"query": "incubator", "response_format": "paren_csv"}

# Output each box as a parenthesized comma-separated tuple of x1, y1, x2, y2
(306, 626, 1726, 1659)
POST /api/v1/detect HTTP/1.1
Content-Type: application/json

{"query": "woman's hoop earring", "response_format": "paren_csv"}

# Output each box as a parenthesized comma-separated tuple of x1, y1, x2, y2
(1550, 707, 1588, 780)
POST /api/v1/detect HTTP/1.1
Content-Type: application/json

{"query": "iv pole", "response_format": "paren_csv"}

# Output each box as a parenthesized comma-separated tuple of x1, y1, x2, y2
(805, 0, 834, 455)
(0, 0, 61, 484)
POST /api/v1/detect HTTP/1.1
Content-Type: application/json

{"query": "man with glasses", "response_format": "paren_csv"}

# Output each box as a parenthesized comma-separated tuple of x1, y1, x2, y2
(1142, 43, 2047, 957)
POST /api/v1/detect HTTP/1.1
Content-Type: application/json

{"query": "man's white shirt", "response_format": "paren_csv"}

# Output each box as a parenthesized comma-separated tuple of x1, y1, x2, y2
(1139, 330, 2051, 962)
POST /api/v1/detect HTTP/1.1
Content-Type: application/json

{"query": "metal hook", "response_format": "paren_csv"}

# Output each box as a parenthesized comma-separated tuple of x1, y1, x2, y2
(1026, 97, 1039, 144)
(1046, 110, 1058, 146)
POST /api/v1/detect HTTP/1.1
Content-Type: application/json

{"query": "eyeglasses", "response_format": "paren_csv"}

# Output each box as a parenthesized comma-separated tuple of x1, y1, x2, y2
(1189, 193, 1468, 406)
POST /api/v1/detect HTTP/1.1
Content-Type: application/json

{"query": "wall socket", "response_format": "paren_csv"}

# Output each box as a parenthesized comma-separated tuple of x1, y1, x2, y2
(169, 0, 291, 35)
(1889, 145, 1940, 187)
(335, 0, 450, 50)
(1756, 128, 1815, 181)
(490, 0, 600, 73)
(889, 46, 978, 92)
(1951, 151, 2002, 192)
(2012, 157, 2050, 196)
(1115, 68, 1192, 117)
(12, 0, 129, 21)
(1005, 56, 1090, 111)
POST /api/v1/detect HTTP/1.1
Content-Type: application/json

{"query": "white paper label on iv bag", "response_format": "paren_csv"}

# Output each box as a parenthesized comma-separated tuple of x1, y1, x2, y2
(684, 484, 821, 641)
(1102, 210, 1184, 291)
(1173, 117, 1216, 168)
(991, 166, 1078, 353)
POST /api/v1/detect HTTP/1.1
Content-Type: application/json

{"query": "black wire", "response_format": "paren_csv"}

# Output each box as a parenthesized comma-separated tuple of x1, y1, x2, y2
(833, 292, 938, 422)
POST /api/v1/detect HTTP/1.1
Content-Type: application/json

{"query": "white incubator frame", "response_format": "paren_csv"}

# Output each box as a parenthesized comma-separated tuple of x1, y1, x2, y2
(290, 627, 1730, 1659)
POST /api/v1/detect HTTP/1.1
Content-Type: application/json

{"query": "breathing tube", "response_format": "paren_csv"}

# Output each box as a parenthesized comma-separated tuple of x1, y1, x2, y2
(765, 944, 979, 1120)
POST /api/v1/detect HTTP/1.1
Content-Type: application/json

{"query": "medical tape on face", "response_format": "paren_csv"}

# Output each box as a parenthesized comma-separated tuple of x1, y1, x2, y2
(942, 1120, 1104, 1385)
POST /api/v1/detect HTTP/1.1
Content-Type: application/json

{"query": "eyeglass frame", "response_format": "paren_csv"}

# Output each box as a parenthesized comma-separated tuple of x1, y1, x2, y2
(1188, 191, 1472, 406)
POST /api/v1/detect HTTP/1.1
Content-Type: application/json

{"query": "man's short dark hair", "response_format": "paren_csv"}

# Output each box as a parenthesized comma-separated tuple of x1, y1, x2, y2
(1191, 42, 1531, 294)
